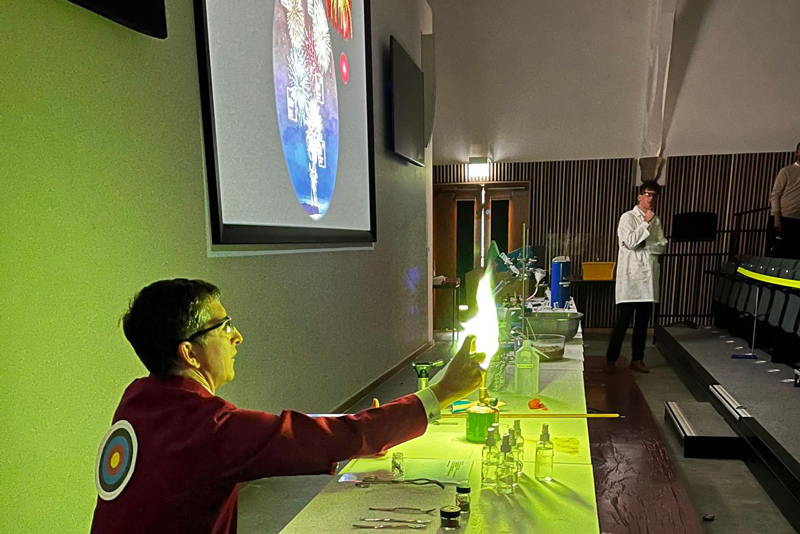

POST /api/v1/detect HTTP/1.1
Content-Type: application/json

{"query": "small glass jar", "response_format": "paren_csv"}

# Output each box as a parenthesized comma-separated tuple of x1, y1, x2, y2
(440, 506, 461, 530)
(455, 483, 471, 513)
(391, 452, 404, 480)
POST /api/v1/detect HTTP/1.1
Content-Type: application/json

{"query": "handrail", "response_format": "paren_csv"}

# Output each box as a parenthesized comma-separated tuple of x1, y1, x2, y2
(734, 206, 770, 217)
(730, 206, 771, 261)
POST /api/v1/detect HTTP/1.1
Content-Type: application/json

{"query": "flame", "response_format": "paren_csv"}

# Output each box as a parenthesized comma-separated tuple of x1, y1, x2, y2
(461, 270, 499, 370)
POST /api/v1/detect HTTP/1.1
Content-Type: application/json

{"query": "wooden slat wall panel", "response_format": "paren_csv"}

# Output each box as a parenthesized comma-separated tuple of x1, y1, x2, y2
(657, 154, 733, 326)
(432, 152, 794, 328)
(433, 165, 468, 184)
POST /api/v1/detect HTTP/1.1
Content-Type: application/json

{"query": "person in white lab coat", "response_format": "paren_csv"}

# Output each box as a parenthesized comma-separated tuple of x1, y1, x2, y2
(605, 181, 668, 374)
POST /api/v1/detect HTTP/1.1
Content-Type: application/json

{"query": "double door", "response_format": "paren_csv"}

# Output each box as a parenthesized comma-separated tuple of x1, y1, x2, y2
(432, 183, 530, 327)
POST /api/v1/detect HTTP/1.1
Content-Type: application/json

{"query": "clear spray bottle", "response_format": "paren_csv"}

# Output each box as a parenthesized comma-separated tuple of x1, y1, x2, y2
(481, 427, 499, 488)
(507, 428, 521, 487)
(535, 423, 554, 482)
(496, 434, 515, 495)
(513, 420, 525, 461)
(513, 419, 525, 475)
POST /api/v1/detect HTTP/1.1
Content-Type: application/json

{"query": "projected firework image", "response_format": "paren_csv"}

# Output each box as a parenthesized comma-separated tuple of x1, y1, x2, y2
(196, 0, 373, 244)
(274, 0, 352, 220)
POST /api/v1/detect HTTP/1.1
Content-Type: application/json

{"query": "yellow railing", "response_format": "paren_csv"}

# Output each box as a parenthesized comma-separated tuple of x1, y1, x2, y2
(737, 267, 800, 289)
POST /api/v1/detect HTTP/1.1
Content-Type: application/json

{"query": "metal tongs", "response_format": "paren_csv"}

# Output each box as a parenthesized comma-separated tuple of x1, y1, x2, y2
(368, 507, 436, 515)
(355, 476, 445, 489)
(352, 525, 425, 530)
(360, 518, 430, 525)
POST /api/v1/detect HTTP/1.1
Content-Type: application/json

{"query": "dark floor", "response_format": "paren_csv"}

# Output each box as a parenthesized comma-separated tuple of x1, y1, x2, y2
(584, 353, 703, 534)
(584, 332, 795, 534)
(236, 332, 797, 534)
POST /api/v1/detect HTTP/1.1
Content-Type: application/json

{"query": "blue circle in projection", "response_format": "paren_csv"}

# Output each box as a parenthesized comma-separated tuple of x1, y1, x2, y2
(273, 0, 340, 220)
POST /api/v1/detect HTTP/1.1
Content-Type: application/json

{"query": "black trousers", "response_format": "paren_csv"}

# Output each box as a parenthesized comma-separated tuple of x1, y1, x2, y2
(768, 216, 800, 260)
(607, 302, 653, 362)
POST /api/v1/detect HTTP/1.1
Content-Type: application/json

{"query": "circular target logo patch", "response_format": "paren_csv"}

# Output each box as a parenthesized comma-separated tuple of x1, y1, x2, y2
(95, 420, 138, 501)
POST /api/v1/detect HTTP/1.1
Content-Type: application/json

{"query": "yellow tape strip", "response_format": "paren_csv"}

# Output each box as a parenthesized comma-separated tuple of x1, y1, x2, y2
(736, 267, 800, 288)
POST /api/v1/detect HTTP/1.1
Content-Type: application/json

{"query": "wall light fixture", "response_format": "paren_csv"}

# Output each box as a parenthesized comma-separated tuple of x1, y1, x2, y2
(468, 157, 491, 180)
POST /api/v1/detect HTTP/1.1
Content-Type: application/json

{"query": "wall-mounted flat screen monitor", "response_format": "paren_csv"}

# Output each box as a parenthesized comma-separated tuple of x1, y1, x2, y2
(67, 0, 167, 38)
(194, 0, 376, 244)
(390, 36, 424, 167)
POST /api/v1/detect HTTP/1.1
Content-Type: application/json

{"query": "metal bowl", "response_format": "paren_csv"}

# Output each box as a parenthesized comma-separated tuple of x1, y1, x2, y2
(522, 311, 584, 341)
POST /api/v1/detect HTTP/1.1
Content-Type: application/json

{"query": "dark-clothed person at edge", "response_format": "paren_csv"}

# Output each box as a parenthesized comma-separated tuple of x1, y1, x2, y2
(769, 142, 800, 259)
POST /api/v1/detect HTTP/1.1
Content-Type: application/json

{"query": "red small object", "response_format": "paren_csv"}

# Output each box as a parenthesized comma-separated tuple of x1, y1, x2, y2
(528, 398, 549, 411)
(340, 53, 349, 84)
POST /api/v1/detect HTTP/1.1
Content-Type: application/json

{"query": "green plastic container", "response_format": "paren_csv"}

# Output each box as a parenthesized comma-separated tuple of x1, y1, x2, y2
(466, 404, 498, 443)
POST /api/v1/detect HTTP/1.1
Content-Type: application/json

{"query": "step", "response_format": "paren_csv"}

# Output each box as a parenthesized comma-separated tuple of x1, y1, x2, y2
(664, 401, 744, 459)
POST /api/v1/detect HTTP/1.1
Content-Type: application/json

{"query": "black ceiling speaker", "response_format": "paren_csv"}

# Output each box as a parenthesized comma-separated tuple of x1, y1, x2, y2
(67, 0, 168, 39)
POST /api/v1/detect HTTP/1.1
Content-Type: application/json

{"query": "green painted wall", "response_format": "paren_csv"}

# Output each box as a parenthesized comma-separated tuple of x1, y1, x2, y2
(1, 0, 430, 531)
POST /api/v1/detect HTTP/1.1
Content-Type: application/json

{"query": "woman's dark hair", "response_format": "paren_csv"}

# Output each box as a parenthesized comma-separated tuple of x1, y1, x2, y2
(122, 279, 220, 376)
(639, 180, 661, 195)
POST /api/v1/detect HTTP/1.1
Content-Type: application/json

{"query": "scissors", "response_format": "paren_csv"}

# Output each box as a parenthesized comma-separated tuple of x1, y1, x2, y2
(355, 476, 445, 489)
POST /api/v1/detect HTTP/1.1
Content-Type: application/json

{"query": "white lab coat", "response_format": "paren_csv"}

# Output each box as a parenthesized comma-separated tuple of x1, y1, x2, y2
(615, 206, 668, 304)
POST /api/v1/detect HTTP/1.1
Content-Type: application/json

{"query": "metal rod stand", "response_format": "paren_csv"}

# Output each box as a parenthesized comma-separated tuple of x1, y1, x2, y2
(521, 223, 527, 336)
(749, 285, 760, 355)
(732, 284, 759, 359)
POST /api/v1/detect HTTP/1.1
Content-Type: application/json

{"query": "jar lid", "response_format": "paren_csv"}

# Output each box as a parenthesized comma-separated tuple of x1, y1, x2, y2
(456, 483, 471, 494)
(466, 404, 495, 414)
(440, 506, 461, 518)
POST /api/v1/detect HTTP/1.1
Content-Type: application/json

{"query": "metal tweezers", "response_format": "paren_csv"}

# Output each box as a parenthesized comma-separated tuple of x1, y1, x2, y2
(359, 518, 430, 525)
(352, 524, 425, 530)
(355, 476, 445, 489)
(368, 507, 437, 515)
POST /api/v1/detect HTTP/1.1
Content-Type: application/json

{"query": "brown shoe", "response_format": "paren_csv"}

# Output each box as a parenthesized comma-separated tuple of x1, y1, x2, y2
(629, 360, 650, 373)
(603, 360, 616, 375)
